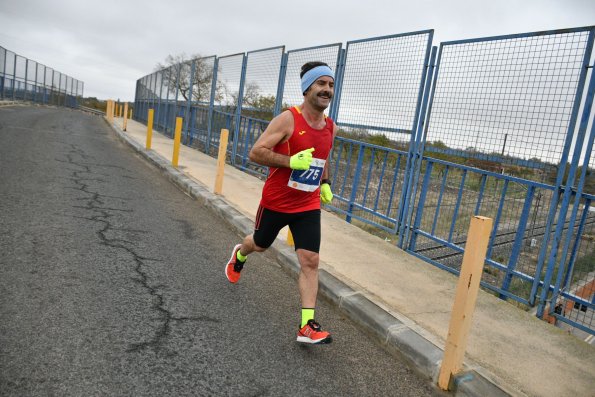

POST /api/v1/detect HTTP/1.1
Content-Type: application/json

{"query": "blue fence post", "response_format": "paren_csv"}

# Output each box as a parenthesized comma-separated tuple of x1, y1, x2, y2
(231, 54, 247, 166)
(0, 47, 5, 99)
(206, 57, 219, 153)
(23, 58, 28, 102)
(183, 60, 196, 145)
(500, 186, 536, 298)
(171, 64, 181, 137)
(486, 180, 508, 260)
(48, 69, 53, 105)
(542, 65, 595, 319)
(346, 144, 365, 223)
(328, 48, 346, 122)
(58, 73, 63, 106)
(156, 69, 164, 132)
(448, 170, 467, 243)
(11, 54, 16, 100)
(41, 68, 46, 104)
(532, 30, 595, 310)
(274, 52, 288, 116)
(163, 68, 171, 134)
(399, 45, 438, 248)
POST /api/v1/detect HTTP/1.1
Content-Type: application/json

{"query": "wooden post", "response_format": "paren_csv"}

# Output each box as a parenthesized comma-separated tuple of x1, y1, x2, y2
(146, 109, 154, 149)
(108, 100, 114, 122)
(172, 117, 183, 167)
(214, 129, 229, 194)
(438, 216, 493, 391)
(123, 102, 128, 131)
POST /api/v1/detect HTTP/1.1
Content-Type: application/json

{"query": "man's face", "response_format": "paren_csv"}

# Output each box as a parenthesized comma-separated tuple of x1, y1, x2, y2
(305, 76, 334, 111)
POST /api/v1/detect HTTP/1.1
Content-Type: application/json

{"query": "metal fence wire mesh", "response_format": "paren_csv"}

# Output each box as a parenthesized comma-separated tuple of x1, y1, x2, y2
(0, 46, 82, 107)
(0, 48, 5, 75)
(215, 53, 244, 110)
(36, 63, 44, 85)
(5, 51, 15, 76)
(424, 30, 593, 177)
(27, 60, 36, 82)
(242, 46, 284, 119)
(132, 27, 595, 336)
(44, 67, 52, 88)
(15, 55, 26, 81)
(191, 56, 216, 106)
(336, 31, 432, 141)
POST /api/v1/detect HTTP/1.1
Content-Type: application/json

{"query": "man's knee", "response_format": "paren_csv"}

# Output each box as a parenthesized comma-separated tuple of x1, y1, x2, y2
(297, 249, 319, 270)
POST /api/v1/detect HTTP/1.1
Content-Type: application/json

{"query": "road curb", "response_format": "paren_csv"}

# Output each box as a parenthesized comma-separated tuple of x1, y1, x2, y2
(107, 119, 514, 397)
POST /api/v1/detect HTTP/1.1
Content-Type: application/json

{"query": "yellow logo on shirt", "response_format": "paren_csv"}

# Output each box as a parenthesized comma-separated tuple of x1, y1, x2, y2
(298, 130, 307, 135)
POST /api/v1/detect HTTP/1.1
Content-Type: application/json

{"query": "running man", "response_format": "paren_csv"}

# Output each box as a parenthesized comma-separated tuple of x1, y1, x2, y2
(225, 61, 337, 344)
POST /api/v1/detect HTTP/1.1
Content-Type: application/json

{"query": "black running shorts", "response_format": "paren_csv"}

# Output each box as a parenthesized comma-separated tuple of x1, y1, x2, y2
(252, 206, 321, 253)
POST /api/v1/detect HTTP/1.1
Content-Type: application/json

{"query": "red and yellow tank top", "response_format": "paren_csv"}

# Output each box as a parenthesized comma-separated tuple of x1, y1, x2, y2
(260, 106, 334, 213)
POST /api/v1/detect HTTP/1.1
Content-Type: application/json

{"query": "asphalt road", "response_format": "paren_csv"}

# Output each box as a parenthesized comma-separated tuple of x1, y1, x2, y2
(0, 106, 443, 396)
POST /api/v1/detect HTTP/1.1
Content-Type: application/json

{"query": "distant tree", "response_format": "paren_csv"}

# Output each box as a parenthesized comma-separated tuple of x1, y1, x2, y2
(155, 53, 222, 103)
(221, 81, 283, 120)
(81, 96, 106, 111)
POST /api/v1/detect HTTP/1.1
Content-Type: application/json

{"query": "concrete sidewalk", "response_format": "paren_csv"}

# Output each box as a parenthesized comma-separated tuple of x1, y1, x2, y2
(107, 115, 594, 397)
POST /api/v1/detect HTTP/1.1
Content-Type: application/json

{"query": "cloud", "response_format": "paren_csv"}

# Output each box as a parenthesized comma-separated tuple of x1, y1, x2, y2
(1, 0, 593, 100)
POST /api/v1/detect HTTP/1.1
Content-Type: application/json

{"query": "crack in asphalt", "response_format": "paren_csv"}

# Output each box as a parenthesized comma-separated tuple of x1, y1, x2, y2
(62, 145, 219, 354)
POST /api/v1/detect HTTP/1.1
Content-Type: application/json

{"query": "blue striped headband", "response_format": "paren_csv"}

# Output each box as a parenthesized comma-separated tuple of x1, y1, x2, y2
(301, 65, 334, 94)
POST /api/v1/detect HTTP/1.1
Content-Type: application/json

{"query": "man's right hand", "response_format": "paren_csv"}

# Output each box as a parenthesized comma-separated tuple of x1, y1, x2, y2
(289, 147, 315, 170)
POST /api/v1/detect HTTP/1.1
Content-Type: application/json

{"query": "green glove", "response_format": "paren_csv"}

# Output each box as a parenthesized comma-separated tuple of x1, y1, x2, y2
(320, 183, 333, 204)
(289, 147, 315, 170)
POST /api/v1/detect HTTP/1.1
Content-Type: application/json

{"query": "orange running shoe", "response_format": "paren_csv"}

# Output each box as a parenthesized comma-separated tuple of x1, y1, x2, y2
(296, 319, 332, 344)
(225, 244, 245, 284)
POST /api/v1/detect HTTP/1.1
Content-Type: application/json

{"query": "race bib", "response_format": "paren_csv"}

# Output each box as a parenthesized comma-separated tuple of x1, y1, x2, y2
(288, 158, 326, 192)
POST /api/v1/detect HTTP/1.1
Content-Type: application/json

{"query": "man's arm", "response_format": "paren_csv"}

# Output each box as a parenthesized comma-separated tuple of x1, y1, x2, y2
(249, 110, 294, 168)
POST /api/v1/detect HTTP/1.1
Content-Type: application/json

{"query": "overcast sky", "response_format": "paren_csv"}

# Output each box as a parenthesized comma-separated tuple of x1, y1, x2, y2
(1, 0, 594, 102)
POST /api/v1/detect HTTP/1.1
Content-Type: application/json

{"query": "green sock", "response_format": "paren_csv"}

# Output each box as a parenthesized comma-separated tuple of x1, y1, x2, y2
(301, 308, 315, 328)
(236, 250, 247, 262)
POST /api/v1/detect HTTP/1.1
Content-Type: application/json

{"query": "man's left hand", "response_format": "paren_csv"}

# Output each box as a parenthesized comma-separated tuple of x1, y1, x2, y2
(320, 183, 333, 204)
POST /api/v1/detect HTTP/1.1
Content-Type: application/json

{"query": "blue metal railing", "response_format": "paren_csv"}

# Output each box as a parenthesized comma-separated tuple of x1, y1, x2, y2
(133, 26, 595, 336)
(0, 46, 83, 107)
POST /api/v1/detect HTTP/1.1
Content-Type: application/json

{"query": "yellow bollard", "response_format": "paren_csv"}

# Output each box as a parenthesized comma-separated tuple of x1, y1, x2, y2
(146, 109, 154, 149)
(172, 117, 183, 167)
(108, 100, 114, 122)
(214, 129, 229, 194)
(438, 216, 493, 391)
(123, 103, 128, 131)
